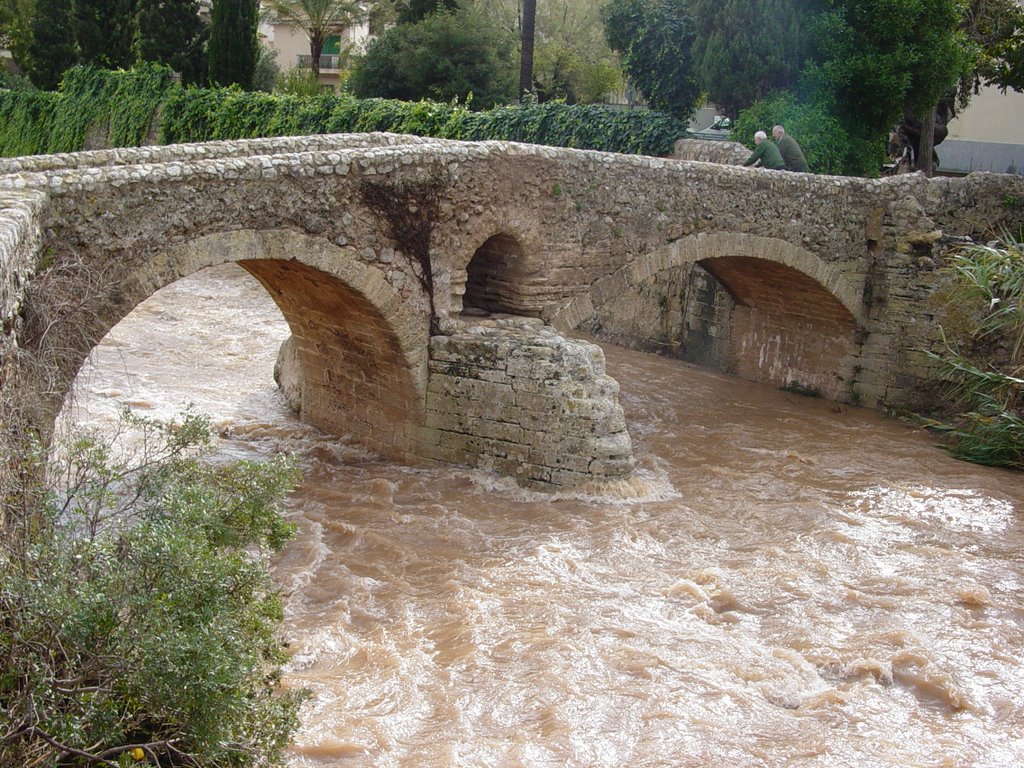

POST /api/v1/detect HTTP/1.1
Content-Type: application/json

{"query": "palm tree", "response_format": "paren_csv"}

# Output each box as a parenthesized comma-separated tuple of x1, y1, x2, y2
(269, 0, 362, 81)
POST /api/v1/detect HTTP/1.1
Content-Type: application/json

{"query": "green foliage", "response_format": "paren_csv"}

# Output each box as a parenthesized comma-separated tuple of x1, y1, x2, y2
(254, 43, 283, 93)
(455, 101, 688, 154)
(601, 0, 701, 121)
(348, 5, 518, 109)
(690, 0, 811, 119)
(924, 235, 1024, 470)
(25, 0, 77, 90)
(733, 90, 847, 174)
(44, 65, 177, 153)
(0, 0, 34, 73)
(2, 63, 687, 157)
(973, 0, 1024, 92)
(0, 410, 305, 766)
(208, 0, 260, 89)
(802, 0, 975, 172)
(135, 0, 207, 85)
(74, 0, 136, 70)
(395, 0, 457, 24)
(275, 66, 328, 98)
(0, 88, 58, 156)
(159, 84, 234, 144)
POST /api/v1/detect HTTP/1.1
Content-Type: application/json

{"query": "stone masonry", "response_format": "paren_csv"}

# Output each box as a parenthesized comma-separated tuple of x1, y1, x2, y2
(424, 321, 634, 488)
(2, 133, 1024, 489)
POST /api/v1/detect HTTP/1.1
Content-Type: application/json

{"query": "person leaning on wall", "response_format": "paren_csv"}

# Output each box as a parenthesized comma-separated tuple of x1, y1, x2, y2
(772, 125, 808, 172)
(742, 130, 786, 170)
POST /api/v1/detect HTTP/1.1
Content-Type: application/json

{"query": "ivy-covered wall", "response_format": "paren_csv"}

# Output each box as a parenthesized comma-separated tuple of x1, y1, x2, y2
(0, 65, 688, 158)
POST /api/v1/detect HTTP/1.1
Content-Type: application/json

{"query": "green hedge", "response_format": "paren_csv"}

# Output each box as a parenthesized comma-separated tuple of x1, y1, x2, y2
(1, 65, 688, 158)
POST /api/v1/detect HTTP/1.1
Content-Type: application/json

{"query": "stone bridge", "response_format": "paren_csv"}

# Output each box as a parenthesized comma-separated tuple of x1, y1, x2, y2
(1, 133, 1022, 488)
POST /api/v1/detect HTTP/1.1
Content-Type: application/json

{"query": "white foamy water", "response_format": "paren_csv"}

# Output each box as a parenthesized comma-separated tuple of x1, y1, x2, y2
(63, 264, 1024, 768)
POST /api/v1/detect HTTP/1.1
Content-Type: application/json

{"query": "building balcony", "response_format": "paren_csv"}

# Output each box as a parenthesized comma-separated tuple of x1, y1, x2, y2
(297, 54, 341, 72)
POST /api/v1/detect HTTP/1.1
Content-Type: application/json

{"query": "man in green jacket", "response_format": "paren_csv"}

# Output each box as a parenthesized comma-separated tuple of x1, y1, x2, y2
(772, 124, 809, 172)
(742, 131, 786, 170)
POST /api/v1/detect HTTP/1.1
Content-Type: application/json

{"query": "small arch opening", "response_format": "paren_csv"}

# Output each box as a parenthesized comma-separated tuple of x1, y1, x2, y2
(463, 234, 536, 316)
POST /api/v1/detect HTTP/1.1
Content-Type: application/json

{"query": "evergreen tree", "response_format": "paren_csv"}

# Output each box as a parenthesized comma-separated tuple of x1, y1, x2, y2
(135, 0, 207, 85)
(75, 0, 137, 70)
(348, 5, 517, 108)
(602, 0, 701, 121)
(208, 0, 260, 88)
(804, 0, 973, 175)
(690, 0, 810, 119)
(26, 0, 77, 90)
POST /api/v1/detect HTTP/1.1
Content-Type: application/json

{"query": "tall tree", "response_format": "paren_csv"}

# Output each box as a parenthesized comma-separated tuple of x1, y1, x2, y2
(135, 0, 207, 84)
(268, 0, 363, 81)
(26, 0, 76, 89)
(804, 0, 974, 176)
(520, 0, 536, 98)
(348, 5, 517, 108)
(75, 0, 137, 70)
(208, 0, 260, 88)
(602, 0, 701, 120)
(690, 0, 810, 119)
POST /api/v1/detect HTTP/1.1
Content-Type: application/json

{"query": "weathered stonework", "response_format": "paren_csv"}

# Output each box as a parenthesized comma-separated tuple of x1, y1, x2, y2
(2, 133, 1024, 490)
(420, 323, 634, 488)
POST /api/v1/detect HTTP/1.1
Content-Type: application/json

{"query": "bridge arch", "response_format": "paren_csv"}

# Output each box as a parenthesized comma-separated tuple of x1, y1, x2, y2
(460, 233, 533, 316)
(554, 233, 866, 401)
(62, 229, 430, 461)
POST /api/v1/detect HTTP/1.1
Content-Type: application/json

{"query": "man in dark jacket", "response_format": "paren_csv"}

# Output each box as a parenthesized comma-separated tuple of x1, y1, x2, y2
(772, 125, 808, 172)
(742, 131, 786, 170)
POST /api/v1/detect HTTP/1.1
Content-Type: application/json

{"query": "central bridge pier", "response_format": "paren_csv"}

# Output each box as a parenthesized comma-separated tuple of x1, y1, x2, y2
(1, 134, 1023, 490)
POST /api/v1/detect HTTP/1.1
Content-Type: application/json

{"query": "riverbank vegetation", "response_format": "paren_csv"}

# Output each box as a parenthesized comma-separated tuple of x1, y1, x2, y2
(927, 233, 1024, 470)
(0, 410, 305, 766)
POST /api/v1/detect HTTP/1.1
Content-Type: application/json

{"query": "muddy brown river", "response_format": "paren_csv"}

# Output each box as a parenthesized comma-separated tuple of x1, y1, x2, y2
(62, 264, 1024, 767)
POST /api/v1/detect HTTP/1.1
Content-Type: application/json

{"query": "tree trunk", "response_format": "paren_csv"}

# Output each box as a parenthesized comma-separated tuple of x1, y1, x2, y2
(310, 34, 323, 82)
(917, 106, 936, 177)
(519, 0, 536, 99)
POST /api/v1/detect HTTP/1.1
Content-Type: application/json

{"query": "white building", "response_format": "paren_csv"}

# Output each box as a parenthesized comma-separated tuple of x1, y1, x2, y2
(937, 86, 1024, 175)
(260, 4, 370, 90)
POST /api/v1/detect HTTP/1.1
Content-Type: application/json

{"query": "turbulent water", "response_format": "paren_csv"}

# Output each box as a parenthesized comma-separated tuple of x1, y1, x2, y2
(63, 264, 1024, 768)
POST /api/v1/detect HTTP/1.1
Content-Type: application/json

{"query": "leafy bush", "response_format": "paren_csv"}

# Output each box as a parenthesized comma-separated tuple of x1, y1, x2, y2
(347, 5, 517, 110)
(0, 410, 305, 767)
(274, 67, 325, 99)
(733, 90, 849, 175)
(924, 235, 1024, 470)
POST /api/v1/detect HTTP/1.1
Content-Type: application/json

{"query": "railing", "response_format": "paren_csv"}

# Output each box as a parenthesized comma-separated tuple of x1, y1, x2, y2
(296, 54, 342, 71)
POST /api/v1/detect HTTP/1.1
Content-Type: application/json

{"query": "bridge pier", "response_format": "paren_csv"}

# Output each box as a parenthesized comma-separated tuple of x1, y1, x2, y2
(420, 322, 634, 488)
(275, 320, 636, 489)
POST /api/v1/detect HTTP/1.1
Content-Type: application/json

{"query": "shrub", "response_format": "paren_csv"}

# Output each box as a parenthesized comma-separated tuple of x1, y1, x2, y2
(733, 90, 850, 175)
(0, 410, 305, 767)
(347, 5, 517, 110)
(924, 234, 1024, 470)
